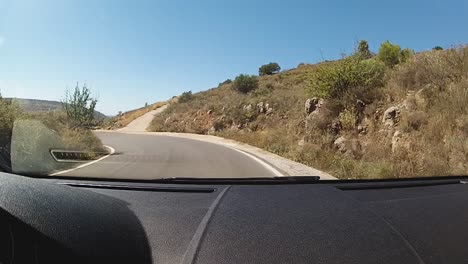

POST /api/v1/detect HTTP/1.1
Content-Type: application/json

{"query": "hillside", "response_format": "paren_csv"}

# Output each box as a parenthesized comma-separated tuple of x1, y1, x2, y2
(149, 43, 468, 179)
(5, 98, 107, 120)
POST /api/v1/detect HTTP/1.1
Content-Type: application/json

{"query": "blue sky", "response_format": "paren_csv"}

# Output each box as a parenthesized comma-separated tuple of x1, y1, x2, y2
(0, 0, 467, 115)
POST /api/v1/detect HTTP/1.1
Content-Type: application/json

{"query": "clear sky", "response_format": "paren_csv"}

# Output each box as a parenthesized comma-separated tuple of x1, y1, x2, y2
(0, 0, 467, 115)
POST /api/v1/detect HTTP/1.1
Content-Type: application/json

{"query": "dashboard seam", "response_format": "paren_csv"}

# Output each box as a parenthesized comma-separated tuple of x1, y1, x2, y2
(180, 186, 231, 264)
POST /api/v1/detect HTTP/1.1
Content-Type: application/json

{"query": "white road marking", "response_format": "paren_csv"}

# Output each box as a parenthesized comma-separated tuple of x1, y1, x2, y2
(227, 146, 284, 176)
(50, 145, 115, 176)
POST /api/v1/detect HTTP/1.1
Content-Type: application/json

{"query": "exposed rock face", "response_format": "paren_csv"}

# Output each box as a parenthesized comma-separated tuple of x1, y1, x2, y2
(257, 102, 265, 113)
(391, 130, 411, 153)
(382, 106, 401, 127)
(333, 136, 362, 158)
(208, 126, 216, 135)
(305, 98, 320, 114)
(298, 138, 306, 147)
(329, 120, 342, 134)
(243, 104, 253, 111)
(305, 98, 331, 130)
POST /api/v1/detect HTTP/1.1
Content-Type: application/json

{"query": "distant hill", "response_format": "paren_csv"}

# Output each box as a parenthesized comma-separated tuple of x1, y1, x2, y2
(5, 98, 107, 120)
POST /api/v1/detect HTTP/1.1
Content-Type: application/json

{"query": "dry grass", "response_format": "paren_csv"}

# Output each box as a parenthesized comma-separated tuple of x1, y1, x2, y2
(149, 46, 468, 179)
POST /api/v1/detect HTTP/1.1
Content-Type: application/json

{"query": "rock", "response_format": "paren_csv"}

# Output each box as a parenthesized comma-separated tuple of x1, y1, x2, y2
(334, 136, 347, 153)
(329, 120, 342, 134)
(207, 109, 213, 115)
(266, 107, 273, 115)
(298, 138, 306, 147)
(243, 104, 252, 111)
(334, 136, 362, 158)
(305, 97, 320, 114)
(256, 102, 265, 113)
(164, 117, 171, 125)
(306, 99, 331, 131)
(230, 123, 239, 131)
(208, 126, 216, 135)
(357, 124, 367, 134)
(356, 99, 366, 112)
(391, 130, 402, 153)
(391, 130, 411, 153)
(382, 106, 401, 127)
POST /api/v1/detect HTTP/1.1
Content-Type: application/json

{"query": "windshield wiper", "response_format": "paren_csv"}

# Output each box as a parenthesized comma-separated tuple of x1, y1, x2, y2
(154, 176, 321, 184)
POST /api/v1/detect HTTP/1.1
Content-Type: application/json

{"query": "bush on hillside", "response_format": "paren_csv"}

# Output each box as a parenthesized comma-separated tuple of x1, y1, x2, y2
(259, 63, 281, 76)
(63, 83, 98, 127)
(308, 57, 386, 99)
(357, 40, 372, 59)
(433, 46, 444, 51)
(232, 74, 259, 93)
(178, 91, 193, 103)
(0, 96, 22, 136)
(219, 79, 232, 87)
(378, 41, 402, 67)
(400, 48, 414, 63)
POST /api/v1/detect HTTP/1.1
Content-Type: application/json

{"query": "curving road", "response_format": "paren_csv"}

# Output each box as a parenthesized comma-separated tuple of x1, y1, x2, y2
(56, 131, 279, 179)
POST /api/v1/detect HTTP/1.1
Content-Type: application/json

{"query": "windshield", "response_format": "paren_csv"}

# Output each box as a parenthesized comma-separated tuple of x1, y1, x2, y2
(0, 0, 467, 180)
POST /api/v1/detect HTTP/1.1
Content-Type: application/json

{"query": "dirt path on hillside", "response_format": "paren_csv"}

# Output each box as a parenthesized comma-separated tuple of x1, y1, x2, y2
(117, 105, 168, 132)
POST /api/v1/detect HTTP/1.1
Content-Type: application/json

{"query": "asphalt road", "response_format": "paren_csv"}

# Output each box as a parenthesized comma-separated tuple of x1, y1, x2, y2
(56, 131, 278, 179)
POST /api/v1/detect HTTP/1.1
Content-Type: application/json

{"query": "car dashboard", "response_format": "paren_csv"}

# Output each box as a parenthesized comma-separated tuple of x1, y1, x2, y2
(1, 172, 468, 263)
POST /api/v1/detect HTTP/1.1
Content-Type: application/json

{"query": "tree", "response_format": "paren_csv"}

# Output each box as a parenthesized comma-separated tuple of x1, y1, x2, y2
(63, 83, 98, 127)
(233, 74, 259, 93)
(259, 62, 281, 76)
(357, 40, 372, 59)
(400, 48, 414, 63)
(378, 41, 402, 67)
(219, 79, 232, 87)
(433, 46, 444, 51)
(178, 91, 193, 103)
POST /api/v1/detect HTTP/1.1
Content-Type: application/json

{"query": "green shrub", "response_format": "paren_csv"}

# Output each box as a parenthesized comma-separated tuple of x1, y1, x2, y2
(178, 91, 193, 103)
(400, 48, 414, 63)
(0, 97, 22, 135)
(232, 74, 259, 93)
(339, 108, 357, 130)
(357, 40, 372, 59)
(259, 62, 281, 76)
(63, 83, 98, 127)
(433, 46, 444, 51)
(219, 79, 232, 87)
(308, 57, 386, 98)
(378, 41, 402, 67)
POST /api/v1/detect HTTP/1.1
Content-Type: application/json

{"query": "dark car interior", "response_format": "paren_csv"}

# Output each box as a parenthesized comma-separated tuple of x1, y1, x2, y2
(1, 172, 468, 264)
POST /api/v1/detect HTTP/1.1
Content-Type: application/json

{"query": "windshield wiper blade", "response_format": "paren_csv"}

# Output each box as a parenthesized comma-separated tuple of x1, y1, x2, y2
(155, 176, 320, 184)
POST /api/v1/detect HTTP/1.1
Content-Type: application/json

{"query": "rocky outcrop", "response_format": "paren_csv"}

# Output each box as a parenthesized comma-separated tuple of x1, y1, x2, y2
(256, 102, 273, 114)
(305, 98, 320, 114)
(305, 98, 331, 130)
(333, 136, 362, 158)
(243, 104, 253, 111)
(391, 130, 411, 153)
(382, 106, 401, 127)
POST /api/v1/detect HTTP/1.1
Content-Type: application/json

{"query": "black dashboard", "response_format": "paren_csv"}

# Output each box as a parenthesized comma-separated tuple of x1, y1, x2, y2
(1, 172, 468, 263)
